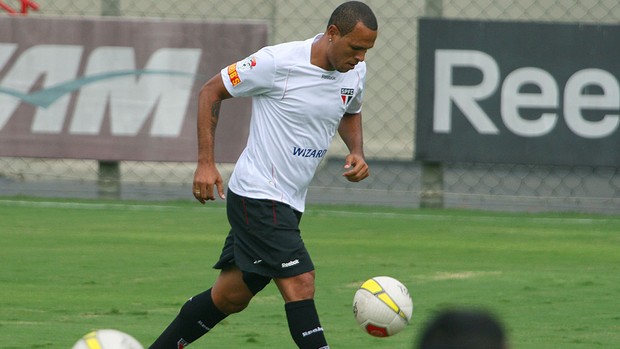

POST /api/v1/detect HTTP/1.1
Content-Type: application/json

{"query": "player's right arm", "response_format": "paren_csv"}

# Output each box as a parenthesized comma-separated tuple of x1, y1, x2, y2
(193, 50, 274, 203)
(193, 74, 233, 204)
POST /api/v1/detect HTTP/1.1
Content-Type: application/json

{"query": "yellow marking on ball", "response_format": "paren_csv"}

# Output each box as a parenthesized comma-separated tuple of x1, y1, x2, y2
(360, 279, 383, 293)
(83, 331, 103, 349)
(361, 278, 408, 321)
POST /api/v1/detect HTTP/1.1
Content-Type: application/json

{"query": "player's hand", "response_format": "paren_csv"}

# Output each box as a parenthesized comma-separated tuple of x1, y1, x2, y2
(342, 153, 369, 182)
(193, 162, 225, 204)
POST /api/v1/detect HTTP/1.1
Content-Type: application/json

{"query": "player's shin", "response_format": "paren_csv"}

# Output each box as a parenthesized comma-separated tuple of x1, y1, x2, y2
(285, 299, 330, 349)
(149, 288, 227, 349)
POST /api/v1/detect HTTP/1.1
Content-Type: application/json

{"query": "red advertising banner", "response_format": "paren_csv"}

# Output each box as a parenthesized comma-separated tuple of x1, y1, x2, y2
(0, 16, 268, 162)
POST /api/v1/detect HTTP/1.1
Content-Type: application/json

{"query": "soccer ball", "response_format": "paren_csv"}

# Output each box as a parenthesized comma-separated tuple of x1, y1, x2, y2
(352, 276, 413, 337)
(71, 329, 144, 349)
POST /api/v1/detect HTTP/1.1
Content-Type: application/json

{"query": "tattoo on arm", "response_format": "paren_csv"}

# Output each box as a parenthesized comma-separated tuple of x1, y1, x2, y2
(210, 100, 221, 136)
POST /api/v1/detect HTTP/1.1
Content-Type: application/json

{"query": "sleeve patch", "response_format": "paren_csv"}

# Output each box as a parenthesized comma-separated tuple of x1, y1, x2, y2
(227, 56, 257, 87)
(227, 63, 241, 86)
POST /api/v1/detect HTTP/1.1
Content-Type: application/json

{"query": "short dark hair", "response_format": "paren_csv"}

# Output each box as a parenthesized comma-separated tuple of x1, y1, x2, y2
(417, 308, 507, 349)
(327, 1, 378, 36)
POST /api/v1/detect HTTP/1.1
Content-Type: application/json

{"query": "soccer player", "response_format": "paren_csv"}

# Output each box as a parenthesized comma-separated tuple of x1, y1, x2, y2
(149, 2, 377, 348)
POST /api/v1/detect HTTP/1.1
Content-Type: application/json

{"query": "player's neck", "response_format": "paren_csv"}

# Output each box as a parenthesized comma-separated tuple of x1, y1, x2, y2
(310, 34, 334, 71)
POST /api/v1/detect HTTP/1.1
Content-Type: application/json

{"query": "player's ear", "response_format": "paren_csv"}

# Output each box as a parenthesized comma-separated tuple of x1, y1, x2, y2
(326, 24, 340, 39)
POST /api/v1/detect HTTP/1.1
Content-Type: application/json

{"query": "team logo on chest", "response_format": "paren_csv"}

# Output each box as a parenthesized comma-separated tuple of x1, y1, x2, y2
(341, 88, 354, 105)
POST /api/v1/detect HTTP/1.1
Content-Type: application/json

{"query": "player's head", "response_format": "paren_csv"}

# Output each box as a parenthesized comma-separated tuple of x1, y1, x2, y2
(325, 1, 378, 72)
(327, 1, 378, 36)
(417, 308, 508, 349)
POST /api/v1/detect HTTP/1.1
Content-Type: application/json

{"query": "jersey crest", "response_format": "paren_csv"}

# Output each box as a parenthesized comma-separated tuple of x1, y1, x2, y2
(341, 87, 354, 105)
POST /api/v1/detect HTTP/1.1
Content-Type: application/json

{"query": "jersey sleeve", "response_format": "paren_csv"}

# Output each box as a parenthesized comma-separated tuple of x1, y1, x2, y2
(345, 62, 367, 114)
(220, 47, 276, 97)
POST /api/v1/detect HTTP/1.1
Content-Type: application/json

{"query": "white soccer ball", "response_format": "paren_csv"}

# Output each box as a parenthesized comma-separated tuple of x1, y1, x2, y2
(72, 329, 144, 349)
(352, 276, 414, 337)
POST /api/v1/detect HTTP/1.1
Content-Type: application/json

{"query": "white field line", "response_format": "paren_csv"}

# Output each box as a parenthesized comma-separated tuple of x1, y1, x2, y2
(0, 199, 614, 225)
(0, 199, 221, 212)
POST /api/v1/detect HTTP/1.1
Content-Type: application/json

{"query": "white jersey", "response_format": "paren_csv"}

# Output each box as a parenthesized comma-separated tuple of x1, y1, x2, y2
(220, 34, 366, 212)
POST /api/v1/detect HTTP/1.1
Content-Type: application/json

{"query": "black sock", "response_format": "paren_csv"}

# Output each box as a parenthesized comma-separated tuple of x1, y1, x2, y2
(285, 299, 330, 349)
(149, 288, 227, 349)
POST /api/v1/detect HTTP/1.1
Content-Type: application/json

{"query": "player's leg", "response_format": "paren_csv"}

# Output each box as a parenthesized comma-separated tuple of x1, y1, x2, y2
(228, 190, 329, 348)
(275, 269, 330, 349)
(275, 270, 315, 302)
(149, 266, 256, 349)
(211, 266, 267, 313)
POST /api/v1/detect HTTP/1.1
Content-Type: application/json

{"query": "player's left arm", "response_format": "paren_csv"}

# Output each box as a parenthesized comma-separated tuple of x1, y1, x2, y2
(338, 112, 369, 182)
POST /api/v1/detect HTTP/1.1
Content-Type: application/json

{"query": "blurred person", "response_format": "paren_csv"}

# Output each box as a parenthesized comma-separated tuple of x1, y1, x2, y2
(416, 308, 509, 349)
(148, 2, 378, 348)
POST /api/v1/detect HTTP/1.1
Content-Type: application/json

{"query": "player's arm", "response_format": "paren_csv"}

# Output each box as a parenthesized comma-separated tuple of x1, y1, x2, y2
(338, 112, 369, 182)
(193, 74, 233, 203)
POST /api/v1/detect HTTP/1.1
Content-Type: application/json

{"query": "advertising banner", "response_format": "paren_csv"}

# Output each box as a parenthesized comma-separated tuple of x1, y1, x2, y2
(0, 16, 268, 162)
(417, 18, 620, 166)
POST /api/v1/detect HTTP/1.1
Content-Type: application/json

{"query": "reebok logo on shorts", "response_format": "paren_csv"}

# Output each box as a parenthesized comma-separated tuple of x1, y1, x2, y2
(281, 259, 300, 268)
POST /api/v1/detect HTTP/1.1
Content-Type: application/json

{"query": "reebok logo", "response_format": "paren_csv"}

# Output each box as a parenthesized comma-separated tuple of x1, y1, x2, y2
(197, 320, 211, 331)
(281, 259, 299, 268)
(302, 326, 324, 337)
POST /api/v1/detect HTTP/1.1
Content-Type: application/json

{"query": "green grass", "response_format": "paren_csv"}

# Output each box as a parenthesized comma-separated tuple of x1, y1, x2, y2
(1, 198, 619, 348)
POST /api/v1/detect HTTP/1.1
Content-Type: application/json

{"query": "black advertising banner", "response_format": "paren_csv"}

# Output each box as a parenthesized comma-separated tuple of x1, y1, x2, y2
(416, 18, 620, 166)
(0, 17, 268, 162)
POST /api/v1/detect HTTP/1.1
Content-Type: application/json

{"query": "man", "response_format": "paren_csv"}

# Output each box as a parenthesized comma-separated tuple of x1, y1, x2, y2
(149, 2, 377, 348)
(416, 308, 509, 349)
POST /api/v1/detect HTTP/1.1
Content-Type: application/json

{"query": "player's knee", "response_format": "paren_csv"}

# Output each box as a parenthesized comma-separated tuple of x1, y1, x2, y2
(276, 271, 316, 302)
(295, 271, 316, 292)
(222, 299, 250, 314)
(213, 291, 251, 314)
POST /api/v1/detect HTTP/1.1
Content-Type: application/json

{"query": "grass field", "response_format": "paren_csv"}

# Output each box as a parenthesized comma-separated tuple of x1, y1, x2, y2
(1, 197, 619, 349)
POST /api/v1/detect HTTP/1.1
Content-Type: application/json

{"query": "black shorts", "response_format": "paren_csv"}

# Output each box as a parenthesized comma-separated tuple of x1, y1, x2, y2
(213, 189, 315, 278)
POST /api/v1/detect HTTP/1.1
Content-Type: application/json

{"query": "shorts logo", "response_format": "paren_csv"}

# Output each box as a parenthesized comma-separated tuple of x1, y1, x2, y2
(281, 259, 300, 268)
(341, 88, 354, 105)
